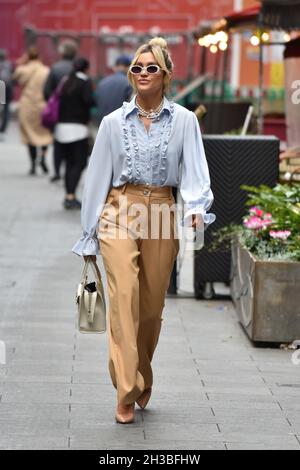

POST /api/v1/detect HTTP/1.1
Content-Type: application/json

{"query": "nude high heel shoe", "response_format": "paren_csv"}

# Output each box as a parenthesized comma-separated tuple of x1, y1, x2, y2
(136, 388, 152, 410)
(115, 403, 135, 424)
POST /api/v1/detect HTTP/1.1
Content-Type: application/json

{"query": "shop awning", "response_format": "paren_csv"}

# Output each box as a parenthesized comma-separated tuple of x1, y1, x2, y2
(222, 4, 260, 30)
(212, 1, 300, 32)
(260, 0, 300, 30)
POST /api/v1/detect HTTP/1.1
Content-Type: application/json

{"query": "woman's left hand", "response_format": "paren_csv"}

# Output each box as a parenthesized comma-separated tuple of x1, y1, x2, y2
(191, 213, 204, 230)
(83, 255, 97, 263)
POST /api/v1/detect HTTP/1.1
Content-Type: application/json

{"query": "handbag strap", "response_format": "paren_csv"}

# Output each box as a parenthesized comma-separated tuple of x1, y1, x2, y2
(91, 260, 103, 283)
(54, 75, 69, 97)
(81, 260, 105, 309)
(81, 259, 103, 284)
(81, 260, 105, 303)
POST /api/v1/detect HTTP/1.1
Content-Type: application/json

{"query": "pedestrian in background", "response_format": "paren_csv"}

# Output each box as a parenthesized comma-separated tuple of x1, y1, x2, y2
(73, 37, 215, 424)
(13, 46, 52, 175)
(55, 57, 95, 209)
(43, 39, 78, 182)
(95, 55, 132, 123)
(0, 49, 13, 141)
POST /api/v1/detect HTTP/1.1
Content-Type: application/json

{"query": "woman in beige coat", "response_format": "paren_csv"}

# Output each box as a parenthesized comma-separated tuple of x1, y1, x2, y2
(13, 46, 53, 175)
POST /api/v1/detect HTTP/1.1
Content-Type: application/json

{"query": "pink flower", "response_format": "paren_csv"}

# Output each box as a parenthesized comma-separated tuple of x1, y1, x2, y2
(261, 217, 273, 227)
(269, 230, 291, 240)
(244, 216, 264, 230)
(244, 214, 274, 230)
(244, 208, 274, 231)
(249, 206, 264, 217)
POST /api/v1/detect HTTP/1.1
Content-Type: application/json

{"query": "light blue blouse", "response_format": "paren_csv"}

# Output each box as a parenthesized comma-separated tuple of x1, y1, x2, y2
(72, 94, 216, 256)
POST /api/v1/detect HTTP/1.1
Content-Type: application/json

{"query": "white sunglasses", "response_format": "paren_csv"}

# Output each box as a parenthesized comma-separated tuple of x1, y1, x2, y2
(129, 64, 162, 75)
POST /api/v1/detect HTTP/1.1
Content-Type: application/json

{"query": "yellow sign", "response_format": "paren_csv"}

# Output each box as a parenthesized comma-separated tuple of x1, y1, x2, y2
(270, 63, 284, 87)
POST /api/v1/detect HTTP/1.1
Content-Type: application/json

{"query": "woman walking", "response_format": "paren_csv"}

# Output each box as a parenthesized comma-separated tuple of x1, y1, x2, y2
(55, 57, 95, 209)
(72, 37, 215, 424)
(13, 46, 52, 175)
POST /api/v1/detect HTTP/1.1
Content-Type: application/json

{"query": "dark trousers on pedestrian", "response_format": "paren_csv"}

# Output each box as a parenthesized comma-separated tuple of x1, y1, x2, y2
(27, 145, 48, 174)
(53, 139, 64, 178)
(57, 138, 89, 195)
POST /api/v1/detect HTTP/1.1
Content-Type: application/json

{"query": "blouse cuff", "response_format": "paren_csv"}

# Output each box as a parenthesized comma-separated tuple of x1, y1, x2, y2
(72, 231, 99, 257)
(182, 203, 216, 229)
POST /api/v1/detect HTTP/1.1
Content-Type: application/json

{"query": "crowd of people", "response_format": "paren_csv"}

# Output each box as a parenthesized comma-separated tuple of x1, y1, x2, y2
(0, 40, 133, 209)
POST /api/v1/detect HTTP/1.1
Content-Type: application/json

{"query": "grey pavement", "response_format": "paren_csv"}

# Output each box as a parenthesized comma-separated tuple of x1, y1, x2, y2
(0, 121, 300, 450)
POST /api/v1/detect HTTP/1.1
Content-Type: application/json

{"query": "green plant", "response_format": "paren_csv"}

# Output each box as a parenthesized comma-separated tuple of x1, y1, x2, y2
(210, 183, 300, 261)
(224, 127, 255, 135)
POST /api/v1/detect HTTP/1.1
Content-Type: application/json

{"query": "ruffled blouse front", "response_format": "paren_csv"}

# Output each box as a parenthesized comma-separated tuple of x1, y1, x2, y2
(72, 94, 216, 256)
(121, 98, 174, 185)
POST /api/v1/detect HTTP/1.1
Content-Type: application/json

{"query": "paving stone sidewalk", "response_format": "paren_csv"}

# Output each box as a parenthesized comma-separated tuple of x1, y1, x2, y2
(0, 122, 300, 450)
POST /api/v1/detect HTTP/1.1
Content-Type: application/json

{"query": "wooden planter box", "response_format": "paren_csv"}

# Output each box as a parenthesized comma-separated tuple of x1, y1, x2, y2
(230, 241, 300, 343)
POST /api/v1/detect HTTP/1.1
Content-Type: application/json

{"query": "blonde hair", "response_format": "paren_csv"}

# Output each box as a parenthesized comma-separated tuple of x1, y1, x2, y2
(127, 37, 173, 94)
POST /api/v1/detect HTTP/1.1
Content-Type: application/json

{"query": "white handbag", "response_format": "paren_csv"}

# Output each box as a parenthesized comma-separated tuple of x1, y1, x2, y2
(76, 259, 106, 334)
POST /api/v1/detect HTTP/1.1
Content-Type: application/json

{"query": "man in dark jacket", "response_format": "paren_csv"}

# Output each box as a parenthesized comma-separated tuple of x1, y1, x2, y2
(43, 39, 78, 182)
(95, 55, 132, 124)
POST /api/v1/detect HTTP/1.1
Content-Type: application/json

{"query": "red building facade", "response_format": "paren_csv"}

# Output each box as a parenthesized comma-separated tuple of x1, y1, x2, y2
(0, 0, 234, 80)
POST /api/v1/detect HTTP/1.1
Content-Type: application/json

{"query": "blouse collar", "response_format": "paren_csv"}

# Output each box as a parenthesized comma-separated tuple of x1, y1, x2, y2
(124, 94, 171, 118)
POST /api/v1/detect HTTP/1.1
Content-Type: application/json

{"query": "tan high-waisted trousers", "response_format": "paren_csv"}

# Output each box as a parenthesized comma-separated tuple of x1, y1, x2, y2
(97, 182, 179, 405)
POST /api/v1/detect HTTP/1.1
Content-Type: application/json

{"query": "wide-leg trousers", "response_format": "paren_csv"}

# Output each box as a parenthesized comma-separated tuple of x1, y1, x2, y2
(97, 182, 179, 405)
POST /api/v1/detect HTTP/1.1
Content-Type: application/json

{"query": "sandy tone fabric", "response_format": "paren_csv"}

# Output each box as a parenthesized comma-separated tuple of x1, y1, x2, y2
(13, 60, 53, 146)
(98, 182, 179, 405)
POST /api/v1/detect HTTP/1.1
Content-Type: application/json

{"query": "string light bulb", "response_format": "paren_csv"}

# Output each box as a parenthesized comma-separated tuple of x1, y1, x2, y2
(250, 34, 260, 46)
(261, 32, 270, 42)
(216, 31, 228, 42)
(219, 41, 228, 51)
(203, 35, 211, 47)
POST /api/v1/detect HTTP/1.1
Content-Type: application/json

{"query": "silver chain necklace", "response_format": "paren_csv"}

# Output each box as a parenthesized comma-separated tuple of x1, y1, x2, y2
(136, 98, 164, 120)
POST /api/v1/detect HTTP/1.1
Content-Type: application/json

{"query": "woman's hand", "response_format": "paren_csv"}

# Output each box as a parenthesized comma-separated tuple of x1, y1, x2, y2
(83, 255, 97, 263)
(191, 214, 204, 230)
